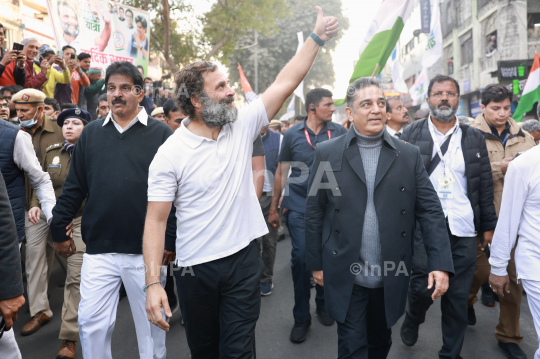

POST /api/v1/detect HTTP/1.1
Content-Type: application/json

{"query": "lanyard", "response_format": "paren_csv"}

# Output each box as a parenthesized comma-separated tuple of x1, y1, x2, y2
(502, 132, 509, 146)
(304, 128, 331, 149)
(429, 122, 459, 176)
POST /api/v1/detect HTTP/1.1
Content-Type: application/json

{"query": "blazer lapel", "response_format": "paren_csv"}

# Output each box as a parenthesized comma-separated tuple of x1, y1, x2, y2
(375, 144, 397, 188)
(344, 145, 366, 184)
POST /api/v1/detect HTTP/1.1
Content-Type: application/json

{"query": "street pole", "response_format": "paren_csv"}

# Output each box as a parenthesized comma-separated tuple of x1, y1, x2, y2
(254, 30, 259, 95)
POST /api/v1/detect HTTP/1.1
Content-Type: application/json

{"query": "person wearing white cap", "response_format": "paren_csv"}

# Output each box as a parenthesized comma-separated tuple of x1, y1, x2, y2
(151, 107, 166, 122)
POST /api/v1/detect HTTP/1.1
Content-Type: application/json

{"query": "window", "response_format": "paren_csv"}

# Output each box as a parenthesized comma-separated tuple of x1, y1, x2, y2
(486, 30, 497, 57)
(460, 31, 473, 65)
(528, 13, 540, 40)
(403, 38, 415, 55)
(444, 45, 454, 75)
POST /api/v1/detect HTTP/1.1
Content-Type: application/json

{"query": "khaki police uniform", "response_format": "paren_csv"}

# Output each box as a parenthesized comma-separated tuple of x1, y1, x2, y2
(12, 88, 65, 321)
(33, 143, 86, 342)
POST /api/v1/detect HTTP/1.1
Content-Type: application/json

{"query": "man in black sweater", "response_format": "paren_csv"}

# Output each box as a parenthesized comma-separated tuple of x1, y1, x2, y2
(50, 61, 173, 359)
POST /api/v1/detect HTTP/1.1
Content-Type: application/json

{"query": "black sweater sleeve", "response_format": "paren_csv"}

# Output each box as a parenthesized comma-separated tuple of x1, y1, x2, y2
(50, 130, 89, 243)
(0, 171, 24, 300)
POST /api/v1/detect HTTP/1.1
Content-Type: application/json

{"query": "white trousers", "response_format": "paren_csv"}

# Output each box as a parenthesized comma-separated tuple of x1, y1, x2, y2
(0, 329, 22, 359)
(78, 253, 167, 359)
(522, 279, 540, 359)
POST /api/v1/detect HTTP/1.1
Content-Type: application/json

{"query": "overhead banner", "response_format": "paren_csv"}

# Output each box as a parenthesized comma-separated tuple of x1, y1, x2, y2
(45, 0, 151, 73)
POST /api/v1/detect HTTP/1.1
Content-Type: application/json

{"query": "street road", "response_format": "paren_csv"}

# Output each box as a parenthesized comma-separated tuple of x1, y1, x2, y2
(14, 232, 538, 358)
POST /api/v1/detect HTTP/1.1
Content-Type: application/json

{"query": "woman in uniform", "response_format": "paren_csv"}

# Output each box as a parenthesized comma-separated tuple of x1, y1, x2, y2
(34, 107, 91, 359)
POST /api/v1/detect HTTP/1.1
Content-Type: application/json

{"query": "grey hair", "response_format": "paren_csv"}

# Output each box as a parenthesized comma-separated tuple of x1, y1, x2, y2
(21, 38, 38, 46)
(346, 77, 385, 108)
(521, 119, 540, 133)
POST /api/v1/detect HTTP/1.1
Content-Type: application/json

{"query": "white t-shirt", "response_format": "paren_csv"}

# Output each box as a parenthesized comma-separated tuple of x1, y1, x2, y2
(148, 98, 270, 267)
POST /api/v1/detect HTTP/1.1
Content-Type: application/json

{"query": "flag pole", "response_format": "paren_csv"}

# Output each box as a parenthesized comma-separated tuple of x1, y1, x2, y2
(371, 64, 380, 77)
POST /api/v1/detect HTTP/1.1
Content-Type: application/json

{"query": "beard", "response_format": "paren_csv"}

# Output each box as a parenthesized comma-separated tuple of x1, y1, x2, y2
(429, 100, 458, 123)
(62, 22, 79, 37)
(199, 93, 238, 128)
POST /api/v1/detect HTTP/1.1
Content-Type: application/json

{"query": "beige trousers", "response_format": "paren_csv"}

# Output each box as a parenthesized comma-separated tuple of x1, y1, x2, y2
(24, 211, 54, 318)
(59, 216, 86, 342)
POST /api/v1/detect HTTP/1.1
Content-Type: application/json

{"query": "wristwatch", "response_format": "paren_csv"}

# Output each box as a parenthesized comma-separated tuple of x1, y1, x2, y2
(310, 32, 325, 47)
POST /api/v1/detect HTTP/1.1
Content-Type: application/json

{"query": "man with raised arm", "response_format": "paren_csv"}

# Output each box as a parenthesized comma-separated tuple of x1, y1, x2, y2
(143, 7, 339, 358)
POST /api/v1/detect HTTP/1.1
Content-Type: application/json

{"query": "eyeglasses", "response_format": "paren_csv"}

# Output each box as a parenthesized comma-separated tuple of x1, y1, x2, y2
(0, 103, 9, 109)
(430, 92, 458, 99)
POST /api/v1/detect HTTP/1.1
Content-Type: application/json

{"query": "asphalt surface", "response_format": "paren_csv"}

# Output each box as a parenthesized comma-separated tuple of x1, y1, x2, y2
(13, 232, 539, 359)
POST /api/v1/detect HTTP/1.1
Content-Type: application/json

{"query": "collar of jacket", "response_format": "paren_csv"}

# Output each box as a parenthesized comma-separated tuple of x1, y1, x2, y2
(344, 124, 397, 150)
(473, 114, 526, 141)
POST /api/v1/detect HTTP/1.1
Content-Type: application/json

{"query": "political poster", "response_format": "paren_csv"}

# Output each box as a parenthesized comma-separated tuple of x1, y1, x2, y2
(45, 0, 151, 74)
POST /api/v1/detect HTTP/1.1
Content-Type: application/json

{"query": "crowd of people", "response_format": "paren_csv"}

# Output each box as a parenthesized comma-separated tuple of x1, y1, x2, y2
(0, 6, 540, 359)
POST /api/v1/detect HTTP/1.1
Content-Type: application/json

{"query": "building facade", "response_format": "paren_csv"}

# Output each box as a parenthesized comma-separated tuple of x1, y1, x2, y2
(393, 0, 540, 118)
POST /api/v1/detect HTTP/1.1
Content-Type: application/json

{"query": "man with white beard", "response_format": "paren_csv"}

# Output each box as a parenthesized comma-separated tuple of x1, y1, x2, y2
(489, 145, 540, 359)
(143, 7, 340, 358)
(399, 75, 497, 358)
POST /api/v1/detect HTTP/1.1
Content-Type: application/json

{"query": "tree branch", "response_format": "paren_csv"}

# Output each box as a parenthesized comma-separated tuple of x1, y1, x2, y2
(161, 0, 179, 73)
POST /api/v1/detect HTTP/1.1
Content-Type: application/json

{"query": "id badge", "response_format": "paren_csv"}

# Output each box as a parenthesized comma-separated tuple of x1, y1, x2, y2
(437, 174, 455, 188)
(437, 174, 455, 199)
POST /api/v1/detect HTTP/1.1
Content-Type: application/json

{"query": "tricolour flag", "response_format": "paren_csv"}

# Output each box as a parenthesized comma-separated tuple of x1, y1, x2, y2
(335, 0, 414, 106)
(513, 52, 540, 122)
(351, 0, 414, 81)
(280, 96, 295, 122)
(422, 0, 442, 68)
(237, 65, 258, 104)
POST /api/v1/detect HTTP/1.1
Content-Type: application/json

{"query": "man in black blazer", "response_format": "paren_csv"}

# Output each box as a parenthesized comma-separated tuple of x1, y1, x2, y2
(305, 77, 454, 359)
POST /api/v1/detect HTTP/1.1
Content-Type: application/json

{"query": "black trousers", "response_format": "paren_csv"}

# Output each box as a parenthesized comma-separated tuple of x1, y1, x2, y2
(407, 225, 476, 359)
(174, 240, 264, 359)
(337, 285, 392, 359)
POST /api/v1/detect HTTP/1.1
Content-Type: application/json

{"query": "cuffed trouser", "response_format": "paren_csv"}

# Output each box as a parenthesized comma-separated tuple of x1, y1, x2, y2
(407, 226, 476, 359)
(257, 193, 278, 283)
(78, 253, 167, 359)
(468, 236, 523, 344)
(286, 210, 325, 324)
(337, 286, 392, 359)
(59, 216, 86, 342)
(175, 240, 263, 359)
(24, 211, 54, 318)
(521, 280, 540, 359)
(0, 328, 22, 359)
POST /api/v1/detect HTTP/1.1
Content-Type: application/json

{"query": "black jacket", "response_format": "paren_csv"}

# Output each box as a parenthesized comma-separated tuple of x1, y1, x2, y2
(401, 118, 497, 232)
(305, 128, 454, 327)
(0, 171, 24, 301)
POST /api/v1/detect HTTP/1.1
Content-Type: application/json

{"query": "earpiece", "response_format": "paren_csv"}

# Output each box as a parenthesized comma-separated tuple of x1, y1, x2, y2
(310, 106, 316, 113)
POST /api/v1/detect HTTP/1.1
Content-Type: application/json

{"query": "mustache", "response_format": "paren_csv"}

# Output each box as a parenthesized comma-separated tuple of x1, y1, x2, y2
(220, 96, 234, 105)
(438, 101, 451, 108)
(112, 98, 127, 105)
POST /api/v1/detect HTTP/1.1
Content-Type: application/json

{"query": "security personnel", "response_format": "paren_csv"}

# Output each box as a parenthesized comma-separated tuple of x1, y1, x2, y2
(37, 107, 91, 359)
(12, 89, 65, 336)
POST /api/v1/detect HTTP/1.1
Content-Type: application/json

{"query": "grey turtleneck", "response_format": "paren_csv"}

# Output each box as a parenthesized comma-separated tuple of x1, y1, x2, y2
(353, 126, 384, 288)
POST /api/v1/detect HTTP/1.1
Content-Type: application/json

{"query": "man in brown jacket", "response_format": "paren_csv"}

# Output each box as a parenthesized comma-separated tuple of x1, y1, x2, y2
(469, 84, 536, 359)
(12, 89, 65, 336)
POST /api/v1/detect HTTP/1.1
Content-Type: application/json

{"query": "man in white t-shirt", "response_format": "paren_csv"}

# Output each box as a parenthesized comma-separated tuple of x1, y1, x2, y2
(143, 7, 339, 357)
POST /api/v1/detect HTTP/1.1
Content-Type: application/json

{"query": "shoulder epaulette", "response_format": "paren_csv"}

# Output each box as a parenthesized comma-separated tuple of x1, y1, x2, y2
(45, 143, 63, 152)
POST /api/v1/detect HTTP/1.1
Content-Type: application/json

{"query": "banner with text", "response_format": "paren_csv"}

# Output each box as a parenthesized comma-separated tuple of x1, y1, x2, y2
(46, 0, 150, 74)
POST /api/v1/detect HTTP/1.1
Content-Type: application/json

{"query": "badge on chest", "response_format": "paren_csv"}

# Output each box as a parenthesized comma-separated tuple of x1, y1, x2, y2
(437, 174, 455, 199)
(49, 156, 61, 169)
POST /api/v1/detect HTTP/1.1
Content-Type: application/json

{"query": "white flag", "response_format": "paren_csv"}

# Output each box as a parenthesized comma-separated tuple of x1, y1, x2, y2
(293, 31, 305, 103)
(387, 46, 408, 93)
(280, 96, 296, 122)
(422, 0, 442, 68)
(409, 68, 430, 106)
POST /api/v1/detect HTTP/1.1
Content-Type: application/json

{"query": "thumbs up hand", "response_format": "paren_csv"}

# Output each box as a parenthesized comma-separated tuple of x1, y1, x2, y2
(313, 6, 340, 43)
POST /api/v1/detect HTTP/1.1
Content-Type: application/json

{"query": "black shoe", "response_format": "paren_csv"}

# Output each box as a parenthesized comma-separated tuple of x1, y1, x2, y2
(290, 320, 311, 343)
(481, 282, 496, 307)
(468, 306, 476, 326)
(400, 313, 419, 347)
(316, 308, 335, 326)
(498, 341, 527, 359)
